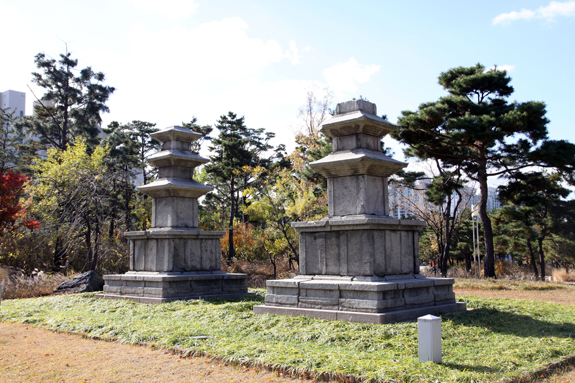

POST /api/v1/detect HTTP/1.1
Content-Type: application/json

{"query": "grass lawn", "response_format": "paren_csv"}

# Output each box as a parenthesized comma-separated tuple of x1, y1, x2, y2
(1, 289, 575, 383)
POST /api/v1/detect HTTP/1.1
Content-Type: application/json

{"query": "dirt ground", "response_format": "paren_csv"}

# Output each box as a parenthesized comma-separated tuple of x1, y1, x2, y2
(453, 286, 575, 307)
(1, 286, 575, 383)
(0, 322, 300, 383)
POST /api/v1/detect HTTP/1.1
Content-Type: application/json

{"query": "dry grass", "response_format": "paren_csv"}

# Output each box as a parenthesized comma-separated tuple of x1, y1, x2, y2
(553, 269, 575, 283)
(0, 267, 69, 300)
(424, 262, 556, 280)
(454, 277, 575, 306)
(0, 321, 299, 383)
(223, 257, 298, 288)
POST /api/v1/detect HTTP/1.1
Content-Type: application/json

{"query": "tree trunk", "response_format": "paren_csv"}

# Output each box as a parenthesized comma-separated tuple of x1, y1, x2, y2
(464, 250, 472, 273)
(124, 167, 133, 231)
(92, 218, 100, 271)
(441, 204, 452, 277)
(227, 176, 235, 264)
(52, 235, 66, 272)
(526, 237, 539, 279)
(478, 162, 496, 278)
(85, 217, 93, 271)
(538, 237, 546, 281)
(269, 252, 277, 280)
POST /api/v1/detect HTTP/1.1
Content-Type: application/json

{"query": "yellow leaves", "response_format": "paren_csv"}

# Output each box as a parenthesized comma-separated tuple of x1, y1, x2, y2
(26, 138, 110, 221)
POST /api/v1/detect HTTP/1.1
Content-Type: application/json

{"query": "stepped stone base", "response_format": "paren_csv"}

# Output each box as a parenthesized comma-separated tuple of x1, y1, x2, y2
(254, 274, 466, 323)
(95, 271, 250, 304)
(253, 302, 466, 324)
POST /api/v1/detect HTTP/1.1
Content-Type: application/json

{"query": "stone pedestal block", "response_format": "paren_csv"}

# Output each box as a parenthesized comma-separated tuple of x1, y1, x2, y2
(126, 230, 223, 273)
(101, 271, 248, 304)
(294, 217, 423, 276)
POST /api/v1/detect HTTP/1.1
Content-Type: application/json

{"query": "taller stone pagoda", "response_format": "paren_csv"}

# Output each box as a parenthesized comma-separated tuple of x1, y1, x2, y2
(98, 126, 248, 303)
(254, 100, 466, 323)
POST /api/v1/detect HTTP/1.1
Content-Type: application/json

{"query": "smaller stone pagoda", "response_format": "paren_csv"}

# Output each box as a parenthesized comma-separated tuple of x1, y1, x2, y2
(97, 126, 248, 303)
(254, 100, 466, 323)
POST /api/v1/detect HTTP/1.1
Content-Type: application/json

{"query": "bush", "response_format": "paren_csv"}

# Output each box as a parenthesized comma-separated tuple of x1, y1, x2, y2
(0, 266, 69, 300)
(0, 229, 54, 272)
(553, 268, 575, 283)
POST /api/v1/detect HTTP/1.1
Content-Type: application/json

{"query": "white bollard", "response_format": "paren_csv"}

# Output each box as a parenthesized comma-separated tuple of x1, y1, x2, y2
(418, 314, 442, 363)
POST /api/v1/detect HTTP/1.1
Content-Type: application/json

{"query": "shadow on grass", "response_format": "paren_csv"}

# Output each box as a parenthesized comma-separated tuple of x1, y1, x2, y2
(446, 308, 575, 339)
(172, 292, 266, 306)
(442, 362, 500, 374)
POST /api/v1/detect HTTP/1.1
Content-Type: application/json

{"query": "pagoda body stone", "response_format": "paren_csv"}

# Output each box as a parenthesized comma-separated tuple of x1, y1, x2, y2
(254, 100, 466, 323)
(97, 126, 248, 303)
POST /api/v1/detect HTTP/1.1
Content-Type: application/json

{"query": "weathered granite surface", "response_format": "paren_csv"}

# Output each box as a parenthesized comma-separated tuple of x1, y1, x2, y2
(254, 100, 465, 323)
(97, 126, 248, 303)
(54, 271, 104, 294)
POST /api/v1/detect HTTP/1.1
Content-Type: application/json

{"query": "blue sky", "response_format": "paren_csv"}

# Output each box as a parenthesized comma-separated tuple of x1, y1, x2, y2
(1, 0, 574, 165)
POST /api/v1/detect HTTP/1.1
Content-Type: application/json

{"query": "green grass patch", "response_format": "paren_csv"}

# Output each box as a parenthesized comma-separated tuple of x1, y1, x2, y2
(454, 278, 568, 291)
(1, 292, 575, 382)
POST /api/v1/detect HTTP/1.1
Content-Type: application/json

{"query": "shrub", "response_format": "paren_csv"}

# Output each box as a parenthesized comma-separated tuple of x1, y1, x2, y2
(553, 268, 575, 283)
(0, 266, 69, 300)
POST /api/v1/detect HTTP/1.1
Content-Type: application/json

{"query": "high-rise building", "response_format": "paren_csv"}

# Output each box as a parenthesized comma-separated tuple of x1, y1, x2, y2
(1, 90, 26, 119)
(468, 187, 502, 212)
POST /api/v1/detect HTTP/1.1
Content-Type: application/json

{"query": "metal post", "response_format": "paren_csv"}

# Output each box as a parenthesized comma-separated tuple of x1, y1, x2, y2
(476, 216, 481, 277)
(0, 284, 3, 305)
(472, 216, 477, 277)
(471, 204, 480, 278)
(418, 314, 442, 363)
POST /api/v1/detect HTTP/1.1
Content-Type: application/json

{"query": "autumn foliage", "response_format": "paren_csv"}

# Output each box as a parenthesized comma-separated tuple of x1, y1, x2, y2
(0, 170, 40, 232)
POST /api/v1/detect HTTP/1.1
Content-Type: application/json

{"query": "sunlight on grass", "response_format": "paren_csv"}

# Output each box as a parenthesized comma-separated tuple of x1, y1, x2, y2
(454, 278, 567, 291)
(1, 292, 574, 382)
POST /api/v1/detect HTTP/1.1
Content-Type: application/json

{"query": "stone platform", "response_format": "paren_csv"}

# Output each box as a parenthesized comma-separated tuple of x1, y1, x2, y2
(254, 274, 466, 324)
(95, 271, 249, 304)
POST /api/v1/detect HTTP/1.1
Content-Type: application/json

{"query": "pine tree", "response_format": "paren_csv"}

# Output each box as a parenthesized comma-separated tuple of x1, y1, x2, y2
(16, 50, 115, 151)
(393, 63, 575, 277)
(497, 172, 575, 280)
(204, 112, 276, 263)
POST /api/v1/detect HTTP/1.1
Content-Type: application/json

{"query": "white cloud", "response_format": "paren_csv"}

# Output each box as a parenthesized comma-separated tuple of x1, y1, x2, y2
(130, 0, 199, 19)
(104, 17, 311, 151)
(493, 1, 575, 25)
(323, 58, 380, 93)
(124, 17, 283, 84)
(285, 40, 301, 64)
(486, 64, 516, 72)
(0, 4, 54, 115)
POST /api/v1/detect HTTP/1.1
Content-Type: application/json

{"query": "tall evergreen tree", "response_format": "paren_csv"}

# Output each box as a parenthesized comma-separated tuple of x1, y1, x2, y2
(16, 50, 115, 150)
(102, 121, 159, 232)
(497, 172, 575, 280)
(0, 108, 24, 172)
(182, 117, 213, 154)
(204, 112, 276, 263)
(393, 63, 575, 277)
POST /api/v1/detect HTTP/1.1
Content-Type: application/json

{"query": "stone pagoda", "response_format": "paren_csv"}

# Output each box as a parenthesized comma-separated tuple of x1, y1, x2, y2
(254, 100, 466, 323)
(97, 126, 248, 303)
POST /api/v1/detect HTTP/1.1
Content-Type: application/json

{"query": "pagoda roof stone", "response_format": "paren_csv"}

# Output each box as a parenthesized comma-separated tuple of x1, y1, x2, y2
(148, 149, 209, 168)
(151, 126, 203, 143)
(310, 148, 406, 178)
(138, 177, 212, 198)
(320, 111, 399, 138)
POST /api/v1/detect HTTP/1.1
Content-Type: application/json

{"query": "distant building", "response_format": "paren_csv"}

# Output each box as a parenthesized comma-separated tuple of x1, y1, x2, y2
(388, 180, 433, 219)
(32, 99, 55, 116)
(1, 90, 26, 119)
(468, 187, 502, 212)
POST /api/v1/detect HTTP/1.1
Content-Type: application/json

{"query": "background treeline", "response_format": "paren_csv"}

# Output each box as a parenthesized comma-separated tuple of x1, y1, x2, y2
(1, 52, 574, 281)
